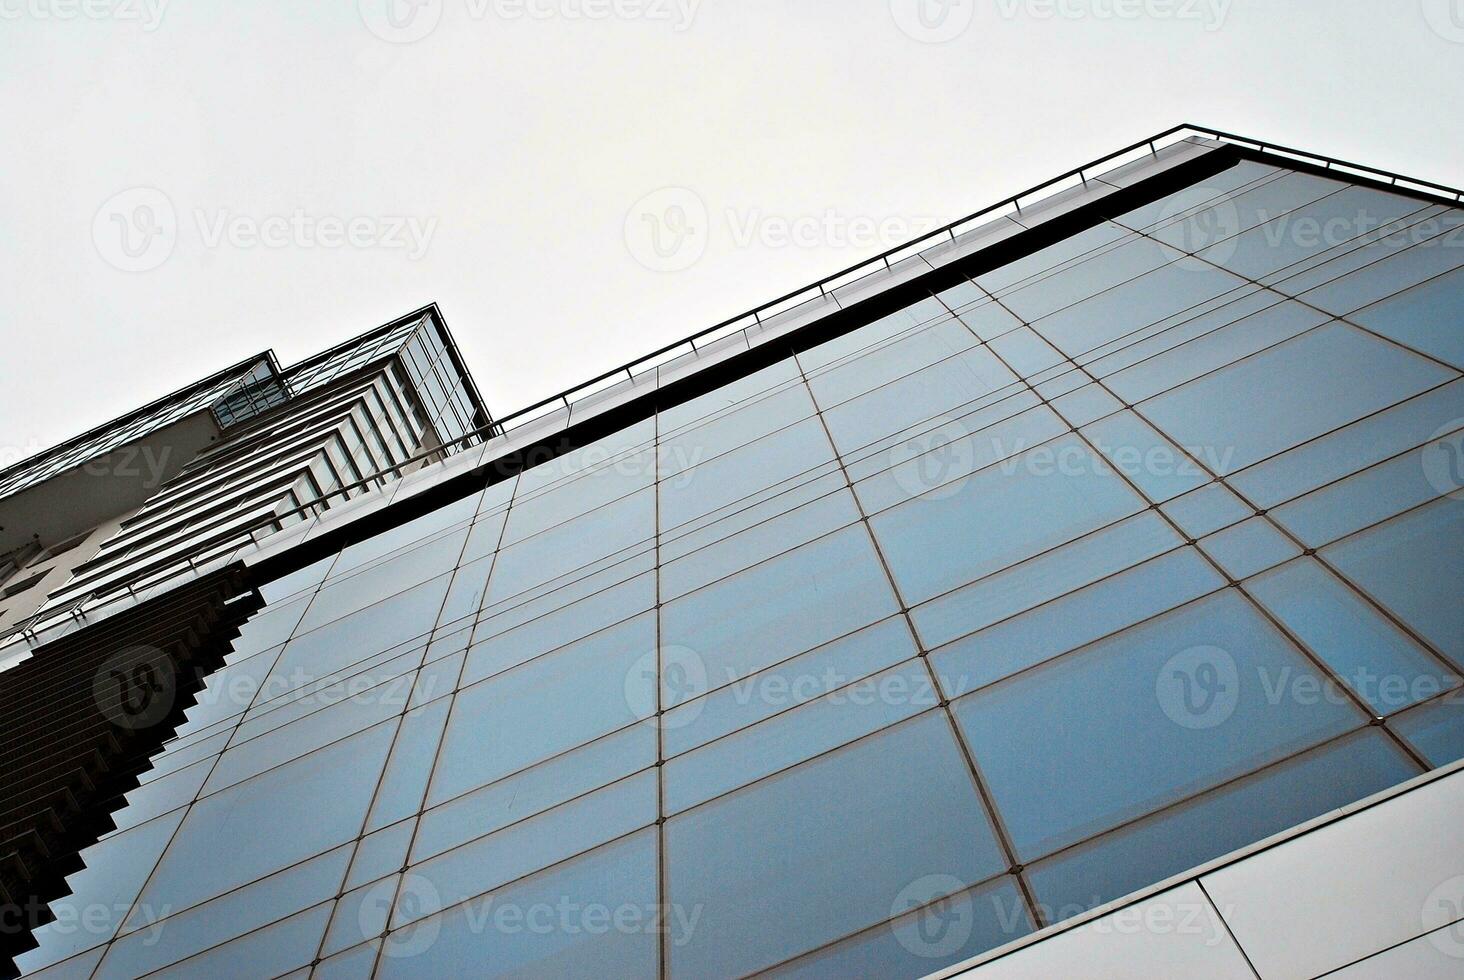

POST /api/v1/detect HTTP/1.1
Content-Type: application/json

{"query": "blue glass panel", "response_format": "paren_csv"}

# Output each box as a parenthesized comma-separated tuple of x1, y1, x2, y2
(1350, 264, 1464, 369)
(133, 725, 393, 917)
(822, 345, 1017, 453)
(953, 589, 1366, 859)
(1160, 481, 1254, 538)
(346, 820, 415, 890)
(430, 612, 655, 805)
(987, 325, 1066, 376)
(1102, 300, 1329, 406)
(403, 771, 656, 927)
(805, 318, 978, 408)
(330, 492, 479, 578)
(660, 526, 899, 700)
(366, 695, 452, 832)
(1025, 730, 1417, 922)
(797, 298, 947, 372)
(660, 383, 817, 473)
(768, 876, 1032, 980)
(484, 487, 653, 603)
(663, 617, 918, 757)
(1271, 447, 1456, 549)
(660, 486, 860, 602)
(852, 404, 1068, 515)
(1142, 322, 1455, 474)
(956, 298, 1024, 340)
(665, 712, 1007, 978)
(870, 433, 1146, 607)
(1196, 185, 1428, 280)
(1230, 378, 1464, 508)
(415, 722, 656, 863)
(996, 234, 1176, 323)
(1050, 383, 1123, 427)
(1033, 263, 1248, 361)
(376, 830, 660, 978)
(470, 566, 656, 672)
(1151, 170, 1345, 254)
(664, 660, 939, 814)
(105, 848, 349, 979)
(1111, 160, 1278, 232)
(1196, 517, 1301, 580)
(1298, 215, 1464, 315)
(1392, 697, 1464, 767)
(1325, 499, 1464, 670)
(660, 417, 835, 532)
(16, 811, 185, 973)
(914, 510, 1183, 651)
(203, 680, 406, 796)
(977, 221, 1128, 295)
(931, 546, 1223, 698)
(1081, 412, 1209, 503)
(267, 575, 451, 694)
(141, 903, 333, 980)
(1246, 559, 1459, 716)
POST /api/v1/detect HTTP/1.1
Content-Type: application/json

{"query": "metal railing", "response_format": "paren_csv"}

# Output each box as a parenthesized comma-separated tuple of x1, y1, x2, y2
(10, 123, 1464, 648)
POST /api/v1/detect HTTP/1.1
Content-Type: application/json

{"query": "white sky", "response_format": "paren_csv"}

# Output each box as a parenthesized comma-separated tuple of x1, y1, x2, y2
(3, 0, 1462, 462)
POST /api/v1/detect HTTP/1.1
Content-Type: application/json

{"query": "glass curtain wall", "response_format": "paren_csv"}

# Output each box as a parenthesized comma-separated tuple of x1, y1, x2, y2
(18, 161, 1464, 979)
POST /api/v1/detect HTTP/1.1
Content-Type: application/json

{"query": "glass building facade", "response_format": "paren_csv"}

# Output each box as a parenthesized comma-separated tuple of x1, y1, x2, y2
(7, 136, 1464, 978)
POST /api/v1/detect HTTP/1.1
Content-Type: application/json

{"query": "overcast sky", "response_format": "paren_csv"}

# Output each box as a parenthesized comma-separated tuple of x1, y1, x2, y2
(3, 0, 1462, 464)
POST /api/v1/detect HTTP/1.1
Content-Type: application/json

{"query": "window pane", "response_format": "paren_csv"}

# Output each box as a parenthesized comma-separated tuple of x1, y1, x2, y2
(377, 830, 659, 978)
(1324, 498, 1464, 670)
(431, 612, 654, 804)
(870, 433, 1146, 608)
(665, 712, 1007, 978)
(660, 526, 899, 700)
(952, 589, 1366, 860)
(1247, 558, 1460, 715)
(1142, 322, 1455, 474)
(1025, 730, 1418, 923)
